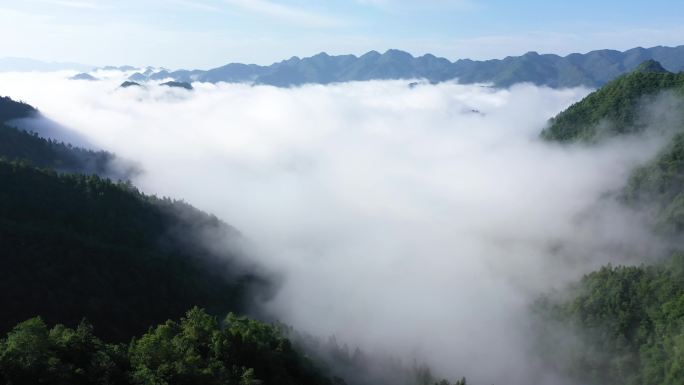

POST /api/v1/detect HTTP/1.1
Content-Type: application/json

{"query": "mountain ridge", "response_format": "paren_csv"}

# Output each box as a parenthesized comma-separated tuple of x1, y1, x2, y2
(121, 44, 684, 88)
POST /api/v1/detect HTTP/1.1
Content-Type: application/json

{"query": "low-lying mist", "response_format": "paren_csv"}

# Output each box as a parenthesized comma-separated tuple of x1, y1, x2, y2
(0, 72, 673, 384)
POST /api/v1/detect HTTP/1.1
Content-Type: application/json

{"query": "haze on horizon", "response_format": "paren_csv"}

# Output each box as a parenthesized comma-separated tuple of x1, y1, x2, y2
(1, 0, 684, 68)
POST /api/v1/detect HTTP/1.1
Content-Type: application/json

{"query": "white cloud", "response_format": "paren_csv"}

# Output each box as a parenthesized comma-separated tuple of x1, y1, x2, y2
(169, 0, 222, 12)
(46, 0, 103, 9)
(439, 27, 684, 60)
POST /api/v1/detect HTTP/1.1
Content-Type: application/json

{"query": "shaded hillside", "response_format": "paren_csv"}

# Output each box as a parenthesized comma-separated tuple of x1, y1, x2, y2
(0, 124, 122, 176)
(0, 96, 133, 178)
(126, 45, 684, 88)
(541, 61, 684, 142)
(0, 160, 272, 342)
(0, 96, 273, 342)
(0, 96, 35, 122)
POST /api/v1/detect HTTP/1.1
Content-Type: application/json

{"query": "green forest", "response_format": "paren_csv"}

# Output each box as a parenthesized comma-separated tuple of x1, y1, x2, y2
(0, 308, 333, 385)
(533, 60, 684, 385)
(541, 60, 684, 142)
(534, 254, 684, 385)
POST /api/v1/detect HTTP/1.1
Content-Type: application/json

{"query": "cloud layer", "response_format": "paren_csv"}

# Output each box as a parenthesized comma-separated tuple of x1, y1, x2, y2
(0, 72, 670, 384)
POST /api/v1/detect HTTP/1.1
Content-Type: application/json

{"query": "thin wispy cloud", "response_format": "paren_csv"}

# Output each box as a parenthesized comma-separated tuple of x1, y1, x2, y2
(357, 0, 478, 12)
(170, 0, 222, 12)
(48, 0, 102, 10)
(221, 0, 346, 28)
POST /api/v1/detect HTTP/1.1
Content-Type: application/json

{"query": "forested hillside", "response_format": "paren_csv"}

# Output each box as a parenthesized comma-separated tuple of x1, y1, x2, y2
(0, 159, 272, 341)
(0, 96, 133, 177)
(535, 60, 684, 385)
(535, 253, 684, 385)
(0, 96, 273, 342)
(541, 60, 684, 142)
(625, 132, 684, 232)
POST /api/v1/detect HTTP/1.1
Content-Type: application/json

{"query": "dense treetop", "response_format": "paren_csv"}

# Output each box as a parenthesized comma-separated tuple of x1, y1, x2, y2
(541, 62, 684, 142)
(0, 308, 337, 385)
(534, 253, 684, 385)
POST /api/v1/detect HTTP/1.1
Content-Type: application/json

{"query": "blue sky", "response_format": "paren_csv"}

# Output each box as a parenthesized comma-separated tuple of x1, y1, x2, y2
(1, 0, 683, 68)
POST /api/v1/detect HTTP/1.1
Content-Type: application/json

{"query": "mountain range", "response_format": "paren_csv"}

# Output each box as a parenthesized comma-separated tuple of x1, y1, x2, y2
(124, 45, 684, 88)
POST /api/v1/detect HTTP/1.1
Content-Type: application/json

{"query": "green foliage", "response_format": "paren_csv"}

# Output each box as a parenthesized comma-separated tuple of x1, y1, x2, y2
(0, 317, 129, 385)
(534, 253, 684, 385)
(541, 65, 684, 142)
(0, 159, 270, 342)
(624, 132, 684, 232)
(0, 308, 334, 385)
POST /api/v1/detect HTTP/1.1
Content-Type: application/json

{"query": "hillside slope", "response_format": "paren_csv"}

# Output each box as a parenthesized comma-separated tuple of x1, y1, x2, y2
(0, 96, 134, 177)
(535, 61, 684, 385)
(0, 96, 272, 341)
(541, 60, 684, 142)
(0, 160, 271, 341)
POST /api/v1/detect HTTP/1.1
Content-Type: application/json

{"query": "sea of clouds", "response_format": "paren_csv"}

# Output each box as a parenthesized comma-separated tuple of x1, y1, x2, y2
(0, 71, 672, 384)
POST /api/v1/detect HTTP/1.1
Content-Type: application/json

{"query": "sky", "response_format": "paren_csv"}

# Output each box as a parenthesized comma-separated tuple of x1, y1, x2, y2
(1, 0, 684, 71)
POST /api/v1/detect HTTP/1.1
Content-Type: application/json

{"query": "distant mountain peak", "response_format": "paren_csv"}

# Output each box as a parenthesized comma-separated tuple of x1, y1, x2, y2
(383, 49, 413, 58)
(128, 72, 148, 82)
(161, 81, 193, 90)
(120, 81, 142, 88)
(69, 73, 98, 81)
(634, 59, 670, 74)
(360, 50, 381, 59)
